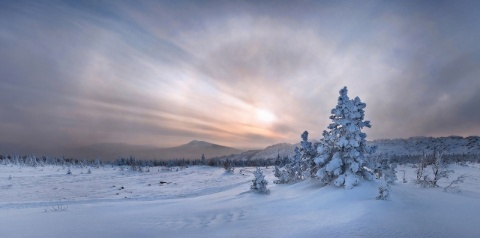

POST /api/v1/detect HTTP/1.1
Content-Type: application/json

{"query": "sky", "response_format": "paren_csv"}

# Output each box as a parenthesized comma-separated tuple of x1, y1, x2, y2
(1, 0, 480, 154)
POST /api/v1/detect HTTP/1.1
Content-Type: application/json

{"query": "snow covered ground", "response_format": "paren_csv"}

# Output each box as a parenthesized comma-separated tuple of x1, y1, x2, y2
(1, 164, 480, 237)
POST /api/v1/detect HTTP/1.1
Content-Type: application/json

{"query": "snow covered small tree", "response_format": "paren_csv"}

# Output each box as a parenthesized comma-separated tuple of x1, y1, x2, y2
(291, 146, 305, 180)
(274, 165, 282, 178)
(314, 87, 375, 189)
(415, 155, 427, 185)
(416, 149, 453, 188)
(427, 149, 453, 187)
(251, 167, 269, 194)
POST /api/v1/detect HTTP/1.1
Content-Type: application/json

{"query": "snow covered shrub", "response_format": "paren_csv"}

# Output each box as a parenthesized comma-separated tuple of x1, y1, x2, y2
(44, 205, 69, 213)
(87, 168, 91, 174)
(364, 155, 395, 183)
(66, 168, 72, 175)
(314, 87, 375, 189)
(376, 179, 390, 200)
(25, 156, 37, 167)
(95, 158, 101, 168)
(251, 167, 269, 194)
(12, 155, 20, 165)
(224, 160, 234, 173)
(444, 174, 468, 193)
(400, 170, 407, 183)
(273, 165, 292, 184)
(2, 157, 11, 165)
(376, 158, 397, 184)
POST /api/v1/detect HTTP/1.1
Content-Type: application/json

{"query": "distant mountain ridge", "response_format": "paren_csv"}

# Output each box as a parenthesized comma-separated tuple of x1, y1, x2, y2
(213, 136, 480, 161)
(67, 140, 242, 161)
(2, 136, 479, 161)
(371, 136, 480, 156)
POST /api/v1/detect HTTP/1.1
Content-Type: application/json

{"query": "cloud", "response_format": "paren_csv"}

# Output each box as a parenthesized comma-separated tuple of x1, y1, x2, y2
(1, 0, 480, 155)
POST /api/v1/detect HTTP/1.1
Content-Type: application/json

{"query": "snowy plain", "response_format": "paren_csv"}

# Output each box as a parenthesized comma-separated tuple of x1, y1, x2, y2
(1, 164, 480, 238)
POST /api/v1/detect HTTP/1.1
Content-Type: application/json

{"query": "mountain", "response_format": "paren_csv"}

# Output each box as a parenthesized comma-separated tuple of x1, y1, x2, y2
(212, 143, 298, 161)
(250, 143, 298, 160)
(157, 140, 242, 160)
(67, 140, 242, 161)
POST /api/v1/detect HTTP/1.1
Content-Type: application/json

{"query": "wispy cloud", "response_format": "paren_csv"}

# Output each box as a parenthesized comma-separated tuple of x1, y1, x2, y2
(1, 0, 480, 154)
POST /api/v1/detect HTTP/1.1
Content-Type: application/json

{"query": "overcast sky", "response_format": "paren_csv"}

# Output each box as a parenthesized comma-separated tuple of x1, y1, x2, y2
(1, 0, 480, 152)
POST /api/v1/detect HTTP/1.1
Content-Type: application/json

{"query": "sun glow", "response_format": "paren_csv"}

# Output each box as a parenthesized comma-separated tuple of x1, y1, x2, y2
(256, 109, 277, 124)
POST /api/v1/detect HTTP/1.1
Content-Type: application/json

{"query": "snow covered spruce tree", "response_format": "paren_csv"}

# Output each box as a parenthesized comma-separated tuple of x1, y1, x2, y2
(274, 133, 314, 184)
(274, 148, 302, 184)
(314, 87, 375, 189)
(299, 131, 317, 177)
(251, 167, 269, 194)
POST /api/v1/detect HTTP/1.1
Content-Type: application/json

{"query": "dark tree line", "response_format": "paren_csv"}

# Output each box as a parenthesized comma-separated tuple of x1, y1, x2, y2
(115, 155, 285, 168)
(1, 152, 478, 169)
(0, 154, 102, 167)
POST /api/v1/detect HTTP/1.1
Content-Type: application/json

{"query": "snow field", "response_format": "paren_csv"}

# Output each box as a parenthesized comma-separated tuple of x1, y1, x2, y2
(1, 164, 480, 237)
(0, 165, 254, 206)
